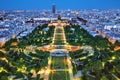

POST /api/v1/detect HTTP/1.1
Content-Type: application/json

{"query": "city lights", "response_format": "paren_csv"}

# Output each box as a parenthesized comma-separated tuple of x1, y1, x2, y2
(0, 1, 120, 80)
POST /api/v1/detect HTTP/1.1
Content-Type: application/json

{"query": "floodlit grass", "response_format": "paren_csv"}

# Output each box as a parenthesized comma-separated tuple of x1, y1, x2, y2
(56, 28, 63, 33)
(51, 56, 68, 69)
(54, 34, 64, 40)
(53, 40, 65, 45)
(49, 71, 70, 80)
(53, 26, 66, 45)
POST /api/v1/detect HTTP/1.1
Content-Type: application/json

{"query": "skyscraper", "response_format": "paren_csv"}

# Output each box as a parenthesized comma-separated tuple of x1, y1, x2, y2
(52, 4, 56, 14)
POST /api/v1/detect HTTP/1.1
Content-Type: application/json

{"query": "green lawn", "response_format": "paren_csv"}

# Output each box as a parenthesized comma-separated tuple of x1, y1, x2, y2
(49, 56, 70, 80)
(53, 40, 65, 45)
(51, 56, 68, 69)
(54, 34, 64, 40)
(56, 28, 64, 33)
(53, 34, 65, 45)
(53, 27, 66, 45)
(49, 71, 70, 80)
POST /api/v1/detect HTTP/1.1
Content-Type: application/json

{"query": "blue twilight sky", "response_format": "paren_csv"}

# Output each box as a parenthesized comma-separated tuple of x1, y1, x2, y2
(0, 0, 120, 10)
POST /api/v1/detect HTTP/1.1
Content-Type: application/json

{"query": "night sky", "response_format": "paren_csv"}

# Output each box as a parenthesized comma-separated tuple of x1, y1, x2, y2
(0, 0, 120, 10)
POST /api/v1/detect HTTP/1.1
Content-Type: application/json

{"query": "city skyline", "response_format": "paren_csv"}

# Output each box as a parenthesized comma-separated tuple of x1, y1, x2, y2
(0, 9, 120, 79)
(0, 0, 120, 80)
(0, 0, 120, 10)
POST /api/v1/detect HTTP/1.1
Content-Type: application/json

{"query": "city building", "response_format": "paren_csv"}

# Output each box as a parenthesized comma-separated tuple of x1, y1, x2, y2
(52, 4, 56, 14)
